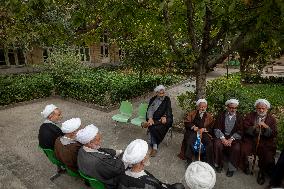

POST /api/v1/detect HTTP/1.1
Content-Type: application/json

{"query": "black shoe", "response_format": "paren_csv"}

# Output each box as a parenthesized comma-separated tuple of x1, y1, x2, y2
(257, 171, 265, 185)
(215, 166, 223, 173)
(84, 180, 90, 187)
(226, 169, 234, 177)
(244, 166, 251, 175)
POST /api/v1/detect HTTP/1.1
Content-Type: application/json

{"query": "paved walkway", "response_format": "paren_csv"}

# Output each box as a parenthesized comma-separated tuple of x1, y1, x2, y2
(0, 68, 266, 189)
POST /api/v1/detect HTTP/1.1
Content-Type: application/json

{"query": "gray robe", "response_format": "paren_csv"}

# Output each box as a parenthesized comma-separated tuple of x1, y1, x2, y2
(77, 147, 125, 189)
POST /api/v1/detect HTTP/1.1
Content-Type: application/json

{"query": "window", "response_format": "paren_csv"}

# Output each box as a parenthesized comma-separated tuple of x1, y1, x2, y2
(43, 48, 52, 63)
(79, 47, 90, 62)
(118, 49, 126, 60)
(0, 49, 5, 65)
(0, 48, 26, 66)
(100, 32, 109, 58)
(17, 49, 25, 65)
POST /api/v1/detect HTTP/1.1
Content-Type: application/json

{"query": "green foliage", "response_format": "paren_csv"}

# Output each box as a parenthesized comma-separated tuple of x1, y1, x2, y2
(42, 49, 86, 92)
(0, 73, 54, 105)
(242, 74, 284, 84)
(277, 116, 284, 151)
(58, 69, 182, 106)
(177, 73, 284, 149)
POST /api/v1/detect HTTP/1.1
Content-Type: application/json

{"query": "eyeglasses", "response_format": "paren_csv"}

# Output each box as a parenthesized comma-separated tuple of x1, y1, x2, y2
(228, 106, 237, 109)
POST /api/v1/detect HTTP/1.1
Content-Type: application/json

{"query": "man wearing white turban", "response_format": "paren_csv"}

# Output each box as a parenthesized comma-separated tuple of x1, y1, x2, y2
(76, 124, 124, 189)
(178, 99, 214, 167)
(213, 99, 243, 177)
(54, 118, 82, 172)
(117, 139, 185, 189)
(38, 104, 63, 149)
(185, 161, 216, 189)
(240, 99, 277, 185)
(142, 85, 173, 157)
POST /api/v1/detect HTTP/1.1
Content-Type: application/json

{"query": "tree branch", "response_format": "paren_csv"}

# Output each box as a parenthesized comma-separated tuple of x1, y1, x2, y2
(207, 32, 246, 69)
(184, 0, 197, 53)
(75, 17, 101, 35)
(163, 1, 185, 61)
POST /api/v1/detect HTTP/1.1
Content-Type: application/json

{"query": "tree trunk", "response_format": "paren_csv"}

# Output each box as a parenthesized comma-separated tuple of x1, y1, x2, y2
(195, 63, 207, 99)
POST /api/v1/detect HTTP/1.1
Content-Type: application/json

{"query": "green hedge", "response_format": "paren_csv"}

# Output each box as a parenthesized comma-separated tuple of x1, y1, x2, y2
(178, 73, 284, 150)
(242, 74, 284, 84)
(57, 69, 182, 106)
(0, 69, 183, 107)
(0, 73, 54, 105)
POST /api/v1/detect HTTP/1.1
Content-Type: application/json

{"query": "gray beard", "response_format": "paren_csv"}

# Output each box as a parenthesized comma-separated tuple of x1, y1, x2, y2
(257, 112, 267, 117)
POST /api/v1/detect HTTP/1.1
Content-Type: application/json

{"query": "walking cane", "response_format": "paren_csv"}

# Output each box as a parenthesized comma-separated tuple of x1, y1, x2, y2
(198, 129, 203, 161)
(251, 118, 262, 175)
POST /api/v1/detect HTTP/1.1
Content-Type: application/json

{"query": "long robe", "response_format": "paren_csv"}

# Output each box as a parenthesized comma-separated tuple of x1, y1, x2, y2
(213, 111, 243, 169)
(38, 122, 63, 149)
(147, 96, 173, 145)
(178, 110, 214, 164)
(269, 149, 284, 187)
(117, 170, 184, 189)
(240, 112, 277, 174)
(77, 147, 125, 189)
(54, 137, 82, 172)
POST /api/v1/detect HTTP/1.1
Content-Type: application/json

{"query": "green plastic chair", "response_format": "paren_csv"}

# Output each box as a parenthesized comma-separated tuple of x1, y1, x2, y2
(112, 101, 133, 123)
(65, 166, 80, 177)
(79, 171, 105, 189)
(130, 103, 148, 127)
(38, 146, 64, 167)
(38, 146, 65, 181)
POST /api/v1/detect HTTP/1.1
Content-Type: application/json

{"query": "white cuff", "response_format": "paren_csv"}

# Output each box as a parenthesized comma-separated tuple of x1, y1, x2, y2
(220, 136, 225, 139)
(115, 150, 123, 157)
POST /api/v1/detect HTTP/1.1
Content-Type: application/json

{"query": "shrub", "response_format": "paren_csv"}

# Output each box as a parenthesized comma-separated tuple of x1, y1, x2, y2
(177, 73, 284, 149)
(58, 70, 182, 106)
(0, 73, 54, 105)
(242, 74, 284, 84)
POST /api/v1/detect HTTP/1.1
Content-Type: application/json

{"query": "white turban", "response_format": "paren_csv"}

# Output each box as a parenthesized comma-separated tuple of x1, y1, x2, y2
(185, 161, 216, 189)
(122, 139, 148, 165)
(41, 104, 58, 118)
(61, 118, 81, 134)
(154, 85, 166, 92)
(196, 99, 207, 106)
(225, 99, 239, 106)
(76, 124, 99, 144)
(255, 99, 271, 109)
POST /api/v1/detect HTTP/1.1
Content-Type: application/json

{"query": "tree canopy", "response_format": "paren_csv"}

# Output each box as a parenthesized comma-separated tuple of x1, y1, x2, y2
(1, 0, 283, 98)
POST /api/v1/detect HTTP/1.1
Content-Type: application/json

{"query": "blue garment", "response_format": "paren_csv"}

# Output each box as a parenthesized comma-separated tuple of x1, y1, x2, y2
(193, 132, 205, 154)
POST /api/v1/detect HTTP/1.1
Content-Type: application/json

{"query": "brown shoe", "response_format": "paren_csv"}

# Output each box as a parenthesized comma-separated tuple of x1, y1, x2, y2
(150, 149, 157, 157)
(141, 122, 149, 128)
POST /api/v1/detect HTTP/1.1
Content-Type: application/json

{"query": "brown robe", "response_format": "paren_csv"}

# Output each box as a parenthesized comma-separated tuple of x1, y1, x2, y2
(54, 137, 82, 172)
(240, 112, 277, 173)
(213, 111, 243, 169)
(178, 110, 214, 164)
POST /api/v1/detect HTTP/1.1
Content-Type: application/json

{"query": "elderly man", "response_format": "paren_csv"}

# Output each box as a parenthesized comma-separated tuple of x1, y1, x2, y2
(76, 124, 124, 189)
(54, 118, 82, 172)
(178, 99, 214, 166)
(142, 85, 173, 157)
(241, 99, 277, 185)
(38, 104, 63, 149)
(185, 161, 216, 189)
(117, 139, 185, 189)
(213, 99, 243, 177)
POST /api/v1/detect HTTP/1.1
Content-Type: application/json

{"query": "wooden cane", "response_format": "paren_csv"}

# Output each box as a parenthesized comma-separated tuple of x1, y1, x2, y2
(198, 129, 203, 161)
(251, 118, 262, 175)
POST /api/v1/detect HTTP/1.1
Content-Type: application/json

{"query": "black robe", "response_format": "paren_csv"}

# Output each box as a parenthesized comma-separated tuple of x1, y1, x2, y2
(147, 96, 173, 145)
(38, 122, 63, 149)
(77, 147, 125, 189)
(117, 170, 184, 189)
